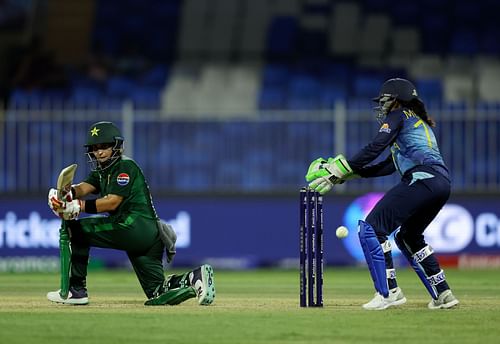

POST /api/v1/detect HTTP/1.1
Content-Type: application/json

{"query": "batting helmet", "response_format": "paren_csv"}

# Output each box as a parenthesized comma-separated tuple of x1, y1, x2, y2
(84, 121, 124, 171)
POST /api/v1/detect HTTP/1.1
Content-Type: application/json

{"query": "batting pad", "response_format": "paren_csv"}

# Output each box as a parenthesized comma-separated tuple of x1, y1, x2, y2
(358, 220, 388, 297)
(394, 230, 438, 300)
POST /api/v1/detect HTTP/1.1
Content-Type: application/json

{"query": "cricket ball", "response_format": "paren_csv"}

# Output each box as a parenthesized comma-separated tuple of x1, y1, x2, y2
(336, 226, 349, 239)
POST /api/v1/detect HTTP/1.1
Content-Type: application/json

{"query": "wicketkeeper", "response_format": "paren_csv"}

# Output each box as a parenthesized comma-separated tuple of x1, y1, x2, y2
(305, 78, 459, 310)
(47, 121, 216, 306)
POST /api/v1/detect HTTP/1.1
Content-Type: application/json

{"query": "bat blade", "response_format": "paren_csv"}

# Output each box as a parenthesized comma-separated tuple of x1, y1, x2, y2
(56, 164, 77, 199)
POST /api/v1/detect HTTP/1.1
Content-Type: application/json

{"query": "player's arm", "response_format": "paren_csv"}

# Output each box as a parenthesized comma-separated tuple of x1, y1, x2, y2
(347, 112, 403, 172)
(72, 182, 96, 198)
(356, 155, 396, 178)
(82, 194, 123, 213)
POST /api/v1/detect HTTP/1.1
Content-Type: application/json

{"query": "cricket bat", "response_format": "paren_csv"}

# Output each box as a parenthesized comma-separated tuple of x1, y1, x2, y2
(57, 164, 78, 200)
(56, 164, 77, 299)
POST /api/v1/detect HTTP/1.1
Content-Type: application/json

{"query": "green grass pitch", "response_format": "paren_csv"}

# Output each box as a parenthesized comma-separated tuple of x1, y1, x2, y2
(1, 267, 500, 344)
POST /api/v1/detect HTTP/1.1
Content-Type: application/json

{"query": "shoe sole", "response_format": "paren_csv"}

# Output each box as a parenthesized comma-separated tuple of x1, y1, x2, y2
(428, 299, 459, 309)
(198, 264, 216, 306)
(363, 297, 407, 310)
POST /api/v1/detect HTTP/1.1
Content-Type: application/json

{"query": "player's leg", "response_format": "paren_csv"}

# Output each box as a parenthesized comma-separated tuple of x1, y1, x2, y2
(157, 264, 216, 306)
(395, 175, 459, 309)
(360, 182, 413, 310)
(134, 239, 207, 306)
(48, 215, 161, 304)
(127, 238, 167, 299)
(358, 221, 406, 310)
(47, 219, 91, 305)
(187, 264, 216, 305)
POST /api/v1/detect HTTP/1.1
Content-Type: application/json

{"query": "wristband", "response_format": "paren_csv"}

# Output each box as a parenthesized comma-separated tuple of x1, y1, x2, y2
(85, 199, 98, 214)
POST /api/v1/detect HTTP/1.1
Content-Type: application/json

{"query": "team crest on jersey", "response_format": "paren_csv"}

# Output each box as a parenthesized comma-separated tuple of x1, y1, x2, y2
(117, 173, 130, 186)
(379, 123, 391, 133)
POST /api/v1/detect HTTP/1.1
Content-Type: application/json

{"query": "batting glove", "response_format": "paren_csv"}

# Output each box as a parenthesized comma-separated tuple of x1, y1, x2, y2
(48, 188, 63, 213)
(59, 199, 82, 221)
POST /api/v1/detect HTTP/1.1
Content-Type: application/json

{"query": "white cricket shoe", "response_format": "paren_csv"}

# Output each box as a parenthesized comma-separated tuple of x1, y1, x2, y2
(47, 287, 89, 305)
(362, 287, 407, 310)
(428, 289, 459, 309)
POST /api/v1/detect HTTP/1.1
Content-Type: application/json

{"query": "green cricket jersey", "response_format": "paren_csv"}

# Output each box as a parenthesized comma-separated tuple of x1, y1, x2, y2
(84, 155, 158, 221)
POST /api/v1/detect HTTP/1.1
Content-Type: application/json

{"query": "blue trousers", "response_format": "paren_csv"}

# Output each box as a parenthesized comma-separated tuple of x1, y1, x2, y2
(365, 166, 450, 252)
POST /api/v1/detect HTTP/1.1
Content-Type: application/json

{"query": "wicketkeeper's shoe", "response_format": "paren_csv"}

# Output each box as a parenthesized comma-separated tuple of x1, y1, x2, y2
(362, 287, 407, 310)
(189, 264, 216, 305)
(47, 286, 89, 305)
(428, 289, 459, 309)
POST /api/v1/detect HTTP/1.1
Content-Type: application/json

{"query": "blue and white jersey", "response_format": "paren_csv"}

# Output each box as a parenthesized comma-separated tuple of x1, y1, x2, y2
(348, 108, 449, 179)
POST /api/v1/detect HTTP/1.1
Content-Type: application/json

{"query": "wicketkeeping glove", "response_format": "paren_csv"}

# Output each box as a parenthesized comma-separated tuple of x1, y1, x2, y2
(305, 157, 327, 182)
(306, 154, 356, 195)
(305, 154, 354, 182)
(308, 176, 335, 195)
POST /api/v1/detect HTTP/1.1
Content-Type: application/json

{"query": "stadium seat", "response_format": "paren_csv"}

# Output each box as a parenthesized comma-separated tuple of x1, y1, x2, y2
(258, 86, 286, 110)
(415, 79, 443, 103)
(266, 16, 299, 57)
(449, 30, 479, 55)
(420, 14, 450, 54)
(390, 1, 420, 26)
(131, 86, 161, 109)
(140, 65, 169, 87)
(106, 76, 136, 99)
(286, 75, 321, 110)
(320, 86, 347, 109)
(352, 74, 382, 98)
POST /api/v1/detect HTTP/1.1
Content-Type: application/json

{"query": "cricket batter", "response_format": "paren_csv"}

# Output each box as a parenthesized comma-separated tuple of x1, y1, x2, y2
(305, 78, 459, 310)
(47, 121, 215, 306)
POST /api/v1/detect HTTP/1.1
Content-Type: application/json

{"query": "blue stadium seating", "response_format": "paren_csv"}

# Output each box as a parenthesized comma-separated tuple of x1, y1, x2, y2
(352, 74, 382, 98)
(266, 16, 299, 57)
(390, 1, 420, 26)
(262, 64, 290, 86)
(415, 79, 443, 103)
(130, 86, 161, 109)
(258, 86, 286, 110)
(450, 29, 479, 55)
(106, 76, 135, 99)
(7, 0, 500, 113)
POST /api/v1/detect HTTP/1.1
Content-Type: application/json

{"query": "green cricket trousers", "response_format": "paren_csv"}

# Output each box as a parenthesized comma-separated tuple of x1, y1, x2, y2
(67, 214, 165, 298)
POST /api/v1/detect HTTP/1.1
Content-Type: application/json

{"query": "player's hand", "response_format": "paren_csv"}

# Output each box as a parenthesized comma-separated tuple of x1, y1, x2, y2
(59, 199, 82, 221)
(305, 157, 328, 182)
(307, 154, 354, 182)
(48, 188, 64, 213)
(48, 186, 75, 208)
(308, 176, 335, 195)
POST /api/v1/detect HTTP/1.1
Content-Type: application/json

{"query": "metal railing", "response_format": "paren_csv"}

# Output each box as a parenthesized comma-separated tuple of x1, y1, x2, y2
(1, 102, 499, 195)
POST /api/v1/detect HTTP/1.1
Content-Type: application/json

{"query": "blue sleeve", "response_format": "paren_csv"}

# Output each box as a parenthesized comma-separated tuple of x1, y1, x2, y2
(347, 111, 403, 172)
(357, 155, 396, 178)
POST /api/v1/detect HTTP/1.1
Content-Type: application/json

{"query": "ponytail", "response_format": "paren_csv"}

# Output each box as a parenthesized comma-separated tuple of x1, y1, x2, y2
(402, 99, 436, 127)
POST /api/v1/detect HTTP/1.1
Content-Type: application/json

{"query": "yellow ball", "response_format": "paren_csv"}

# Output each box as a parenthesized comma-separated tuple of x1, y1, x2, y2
(336, 226, 349, 239)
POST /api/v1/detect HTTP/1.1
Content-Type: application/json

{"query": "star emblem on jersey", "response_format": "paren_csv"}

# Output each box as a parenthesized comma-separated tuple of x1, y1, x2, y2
(90, 127, 100, 136)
